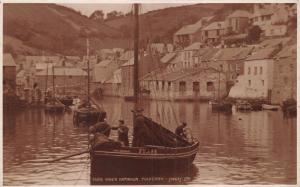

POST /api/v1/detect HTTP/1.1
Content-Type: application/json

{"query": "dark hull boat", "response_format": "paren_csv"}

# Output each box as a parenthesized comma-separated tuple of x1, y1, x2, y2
(90, 117, 199, 185)
(45, 102, 65, 113)
(58, 96, 73, 106)
(73, 106, 106, 126)
(90, 142, 199, 185)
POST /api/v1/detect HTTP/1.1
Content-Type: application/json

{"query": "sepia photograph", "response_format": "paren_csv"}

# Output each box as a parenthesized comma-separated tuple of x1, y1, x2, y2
(2, 1, 298, 185)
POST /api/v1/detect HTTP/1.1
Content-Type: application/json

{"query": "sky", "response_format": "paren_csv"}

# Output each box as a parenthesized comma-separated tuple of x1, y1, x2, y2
(62, 3, 191, 17)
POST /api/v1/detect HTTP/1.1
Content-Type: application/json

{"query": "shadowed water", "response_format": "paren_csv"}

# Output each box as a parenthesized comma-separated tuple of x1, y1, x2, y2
(3, 97, 297, 185)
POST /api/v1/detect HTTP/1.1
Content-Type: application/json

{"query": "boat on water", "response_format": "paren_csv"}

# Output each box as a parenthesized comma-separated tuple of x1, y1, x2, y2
(90, 4, 199, 184)
(73, 38, 104, 126)
(262, 104, 281, 111)
(58, 95, 73, 106)
(210, 100, 232, 112)
(44, 65, 65, 113)
(236, 100, 252, 111)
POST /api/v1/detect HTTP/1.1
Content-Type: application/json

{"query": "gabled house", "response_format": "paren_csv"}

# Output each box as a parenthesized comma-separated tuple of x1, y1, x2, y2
(173, 16, 213, 48)
(225, 10, 251, 35)
(92, 59, 119, 83)
(181, 42, 203, 69)
(201, 21, 226, 44)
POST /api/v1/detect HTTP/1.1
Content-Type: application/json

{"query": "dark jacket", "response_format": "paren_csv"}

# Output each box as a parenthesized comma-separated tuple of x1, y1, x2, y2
(132, 115, 152, 147)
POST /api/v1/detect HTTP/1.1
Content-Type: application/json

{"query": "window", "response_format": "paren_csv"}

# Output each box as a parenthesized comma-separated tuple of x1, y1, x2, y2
(205, 31, 208, 37)
(220, 65, 223, 71)
(167, 82, 172, 90)
(217, 30, 220, 36)
(207, 82, 215, 91)
(248, 80, 251, 86)
(260, 67, 263, 74)
(162, 81, 165, 91)
(193, 82, 200, 92)
(290, 64, 294, 70)
(156, 81, 159, 90)
(262, 80, 265, 86)
(69, 75, 72, 79)
(248, 67, 251, 75)
(254, 67, 257, 75)
(179, 81, 186, 92)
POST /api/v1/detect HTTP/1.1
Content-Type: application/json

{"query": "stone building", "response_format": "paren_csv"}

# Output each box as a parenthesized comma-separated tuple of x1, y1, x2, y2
(3, 53, 17, 91)
(225, 10, 251, 35)
(271, 44, 296, 104)
(35, 67, 87, 95)
(201, 21, 226, 44)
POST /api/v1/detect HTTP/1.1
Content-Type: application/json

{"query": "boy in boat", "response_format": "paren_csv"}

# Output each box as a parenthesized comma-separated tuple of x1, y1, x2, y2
(132, 108, 152, 147)
(111, 120, 129, 146)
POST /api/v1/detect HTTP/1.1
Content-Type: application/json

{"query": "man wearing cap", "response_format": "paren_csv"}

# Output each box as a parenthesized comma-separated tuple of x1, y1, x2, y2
(112, 120, 129, 146)
(175, 122, 188, 139)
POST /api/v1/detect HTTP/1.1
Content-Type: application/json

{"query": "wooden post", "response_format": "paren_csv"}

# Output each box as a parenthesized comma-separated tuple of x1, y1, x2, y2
(87, 38, 90, 104)
(133, 3, 139, 106)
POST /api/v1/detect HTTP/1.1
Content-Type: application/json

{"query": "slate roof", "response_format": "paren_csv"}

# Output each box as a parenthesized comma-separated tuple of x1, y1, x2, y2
(275, 44, 297, 58)
(175, 24, 202, 35)
(213, 47, 253, 61)
(3, 53, 16, 66)
(246, 47, 277, 61)
(202, 21, 225, 31)
(259, 37, 291, 48)
(160, 52, 177, 64)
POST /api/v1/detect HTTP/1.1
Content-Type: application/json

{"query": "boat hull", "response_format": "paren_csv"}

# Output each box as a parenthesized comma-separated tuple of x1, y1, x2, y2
(262, 104, 280, 111)
(90, 142, 199, 184)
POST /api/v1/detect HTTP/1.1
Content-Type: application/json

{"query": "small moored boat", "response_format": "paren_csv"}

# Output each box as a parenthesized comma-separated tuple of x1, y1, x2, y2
(262, 104, 280, 111)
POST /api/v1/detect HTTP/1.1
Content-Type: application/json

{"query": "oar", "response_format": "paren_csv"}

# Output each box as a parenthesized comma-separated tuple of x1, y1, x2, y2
(48, 150, 89, 163)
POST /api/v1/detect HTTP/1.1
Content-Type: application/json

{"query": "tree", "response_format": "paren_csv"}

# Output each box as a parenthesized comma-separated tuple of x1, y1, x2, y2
(89, 10, 104, 22)
(106, 11, 124, 20)
(247, 25, 262, 43)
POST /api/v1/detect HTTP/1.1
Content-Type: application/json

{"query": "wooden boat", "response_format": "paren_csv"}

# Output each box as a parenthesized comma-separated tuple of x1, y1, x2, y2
(72, 39, 104, 126)
(262, 104, 280, 111)
(58, 96, 73, 106)
(210, 100, 232, 112)
(73, 105, 106, 126)
(44, 65, 65, 113)
(45, 100, 65, 113)
(236, 101, 252, 111)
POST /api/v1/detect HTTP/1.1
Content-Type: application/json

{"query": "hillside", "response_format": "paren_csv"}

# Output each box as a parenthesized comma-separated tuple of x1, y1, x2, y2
(105, 4, 223, 43)
(3, 3, 128, 56)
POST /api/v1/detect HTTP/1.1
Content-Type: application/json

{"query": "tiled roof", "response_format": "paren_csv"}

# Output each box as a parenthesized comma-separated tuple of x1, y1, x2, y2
(251, 8, 274, 18)
(213, 47, 253, 61)
(36, 67, 87, 76)
(202, 21, 225, 31)
(184, 42, 202, 51)
(275, 44, 297, 58)
(3, 53, 16, 66)
(259, 37, 291, 48)
(227, 10, 251, 18)
(35, 62, 54, 70)
(246, 47, 277, 61)
(195, 48, 220, 61)
(160, 52, 177, 64)
(175, 24, 202, 35)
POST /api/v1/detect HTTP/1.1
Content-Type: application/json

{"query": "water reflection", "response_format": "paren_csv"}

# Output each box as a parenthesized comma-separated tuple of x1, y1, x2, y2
(3, 98, 297, 185)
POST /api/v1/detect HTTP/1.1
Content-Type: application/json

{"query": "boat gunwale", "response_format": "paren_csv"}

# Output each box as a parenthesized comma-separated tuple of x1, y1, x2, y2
(92, 141, 199, 158)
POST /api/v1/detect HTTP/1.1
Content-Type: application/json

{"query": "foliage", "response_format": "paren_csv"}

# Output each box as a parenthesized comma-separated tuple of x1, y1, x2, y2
(247, 25, 262, 43)
(89, 10, 104, 22)
(106, 11, 124, 21)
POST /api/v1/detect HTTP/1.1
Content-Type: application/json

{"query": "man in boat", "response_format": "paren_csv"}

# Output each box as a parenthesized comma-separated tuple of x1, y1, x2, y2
(89, 120, 112, 137)
(111, 120, 129, 146)
(132, 108, 152, 147)
(175, 122, 188, 139)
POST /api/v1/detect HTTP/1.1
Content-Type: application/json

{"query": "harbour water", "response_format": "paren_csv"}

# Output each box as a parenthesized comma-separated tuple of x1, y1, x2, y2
(3, 97, 297, 185)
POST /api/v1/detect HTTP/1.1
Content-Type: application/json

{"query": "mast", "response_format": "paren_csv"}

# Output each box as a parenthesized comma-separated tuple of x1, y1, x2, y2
(133, 3, 139, 106)
(52, 63, 55, 98)
(87, 38, 90, 104)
